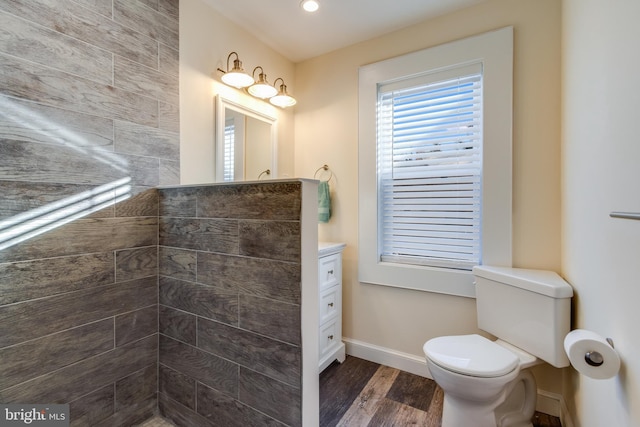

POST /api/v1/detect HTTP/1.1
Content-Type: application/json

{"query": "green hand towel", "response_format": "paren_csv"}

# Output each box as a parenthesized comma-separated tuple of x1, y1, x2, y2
(318, 180, 331, 223)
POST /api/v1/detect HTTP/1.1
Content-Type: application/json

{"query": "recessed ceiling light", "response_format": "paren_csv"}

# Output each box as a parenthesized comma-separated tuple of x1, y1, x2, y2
(300, 0, 319, 13)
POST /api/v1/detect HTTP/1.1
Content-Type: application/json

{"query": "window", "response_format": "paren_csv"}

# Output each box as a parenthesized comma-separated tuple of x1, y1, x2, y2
(358, 27, 513, 297)
(379, 66, 482, 271)
(223, 119, 235, 181)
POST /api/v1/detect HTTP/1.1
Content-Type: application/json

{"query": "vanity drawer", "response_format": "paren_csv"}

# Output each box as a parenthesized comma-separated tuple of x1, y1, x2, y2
(318, 253, 341, 291)
(319, 319, 340, 357)
(319, 286, 340, 324)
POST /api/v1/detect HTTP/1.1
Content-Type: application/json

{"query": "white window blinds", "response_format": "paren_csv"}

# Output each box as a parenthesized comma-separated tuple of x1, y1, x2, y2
(377, 65, 483, 271)
(223, 119, 235, 182)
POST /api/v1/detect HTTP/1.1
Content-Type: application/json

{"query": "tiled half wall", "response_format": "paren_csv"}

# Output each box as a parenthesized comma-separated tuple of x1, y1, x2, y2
(157, 182, 306, 426)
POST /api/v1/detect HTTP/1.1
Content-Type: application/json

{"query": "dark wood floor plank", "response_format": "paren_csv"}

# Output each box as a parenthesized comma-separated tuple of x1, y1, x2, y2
(319, 357, 380, 427)
(386, 369, 437, 412)
(337, 365, 398, 427)
(320, 356, 562, 427)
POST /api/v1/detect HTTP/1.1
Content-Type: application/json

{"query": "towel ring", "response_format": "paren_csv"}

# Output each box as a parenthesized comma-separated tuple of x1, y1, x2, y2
(314, 164, 333, 182)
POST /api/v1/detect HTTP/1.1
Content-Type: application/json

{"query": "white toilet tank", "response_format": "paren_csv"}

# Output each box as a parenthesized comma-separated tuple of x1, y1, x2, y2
(473, 265, 573, 368)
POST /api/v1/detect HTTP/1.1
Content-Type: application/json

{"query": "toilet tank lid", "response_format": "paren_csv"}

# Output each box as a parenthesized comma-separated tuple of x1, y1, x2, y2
(473, 265, 573, 298)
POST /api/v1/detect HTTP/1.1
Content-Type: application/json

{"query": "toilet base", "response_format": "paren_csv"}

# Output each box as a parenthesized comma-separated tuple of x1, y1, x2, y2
(440, 369, 536, 427)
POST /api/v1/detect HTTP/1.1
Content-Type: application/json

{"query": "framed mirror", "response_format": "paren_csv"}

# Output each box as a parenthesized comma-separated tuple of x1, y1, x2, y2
(215, 95, 277, 182)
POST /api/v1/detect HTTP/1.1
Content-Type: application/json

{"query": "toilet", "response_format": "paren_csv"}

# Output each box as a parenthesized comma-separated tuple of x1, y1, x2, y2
(423, 265, 573, 427)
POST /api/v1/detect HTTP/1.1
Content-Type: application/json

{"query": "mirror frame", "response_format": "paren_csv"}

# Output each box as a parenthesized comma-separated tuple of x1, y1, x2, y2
(215, 94, 278, 182)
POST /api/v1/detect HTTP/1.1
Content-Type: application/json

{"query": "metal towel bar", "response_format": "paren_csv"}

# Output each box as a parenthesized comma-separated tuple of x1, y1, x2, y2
(610, 212, 640, 220)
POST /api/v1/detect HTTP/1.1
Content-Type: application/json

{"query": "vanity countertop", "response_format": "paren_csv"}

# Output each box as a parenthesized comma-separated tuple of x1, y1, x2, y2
(318, 242, 346, 257)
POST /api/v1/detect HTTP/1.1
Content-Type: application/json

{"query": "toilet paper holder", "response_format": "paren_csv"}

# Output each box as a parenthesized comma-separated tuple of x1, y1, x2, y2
(584, 337, 615, 367)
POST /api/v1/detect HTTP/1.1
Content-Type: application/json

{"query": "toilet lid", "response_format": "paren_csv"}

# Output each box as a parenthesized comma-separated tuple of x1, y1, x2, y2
(424, 334, 519, 378)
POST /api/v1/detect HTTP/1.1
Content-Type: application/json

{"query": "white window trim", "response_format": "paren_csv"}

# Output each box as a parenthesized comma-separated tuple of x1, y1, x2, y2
(358, 27, 513, 298)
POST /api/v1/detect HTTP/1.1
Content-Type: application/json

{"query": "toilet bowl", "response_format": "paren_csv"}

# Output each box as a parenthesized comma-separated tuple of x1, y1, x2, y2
(422, 266, 573, 427)
(424, 334, 538, 427)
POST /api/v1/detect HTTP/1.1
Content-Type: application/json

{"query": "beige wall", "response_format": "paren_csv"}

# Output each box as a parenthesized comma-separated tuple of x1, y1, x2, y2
(294, 0, 563, 392)
(179, 0, 296, 184)
(562, 0, 640, 425)
(181, 0, 569, 401)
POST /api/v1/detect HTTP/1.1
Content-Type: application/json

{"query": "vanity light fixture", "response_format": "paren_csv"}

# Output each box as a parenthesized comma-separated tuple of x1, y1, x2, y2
(217, 52, 254, 88)
(300, 0, 320, 12)
(270, 78, 297, 108)
(248, 66, 278, 99)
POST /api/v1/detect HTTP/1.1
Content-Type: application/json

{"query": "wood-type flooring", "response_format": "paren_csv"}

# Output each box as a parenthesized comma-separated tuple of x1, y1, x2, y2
(139, 355, 562, 426)
(320, 355, 562, 427)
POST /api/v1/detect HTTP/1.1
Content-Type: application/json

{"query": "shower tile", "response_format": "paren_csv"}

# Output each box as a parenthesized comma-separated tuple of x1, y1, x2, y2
(0, 139, 159, 187)
(115, 364, 157, 411)
(196, 182, 302, 220)
(238, 220, 301, 262)
(159, 44, 178, 78)
(197, 382, 283, 427)
(158, 101, 180, 133)
(68, 385, 115, 427)
(0, 96, 114, 150)
(159, 217, 238, 254)
(113, 0, 179, 49)
(116, 246, 157, 282)
(0, 319, 114, 390)
(159, 335, 237, 396)
(158, 0, 179, 21)
(197, 317, 301, 386)
(159, 364, 196, 410)
(0, 335, 157, 404)
(239, 367, 301, 427)
(0, 277, 157, 348)
(197, 252, 301, 304)
(114, 55, 178, 105)
(115, 120, 179, 161)
(0, 252, 114, 305)
(0, 54, 158, 126)
(158, 187, 196, 217)
(0, 0, 160, 69)
(94, 393, 157, 427)
(239, 294, 301, 346)
(159, 246, 196, 282)
(159, 305, 196, 345)
(0, 10, 113, 85)
(115, 305, 158, 347)
(0, 181, 112, 221)
(72, 0, 113, 18)
(0, 217, 158, 264)
(159, 159, 180, 186)
(159, 392, 215, 427)
(115, 187, 159, 218)
(159, 276, 237, 326)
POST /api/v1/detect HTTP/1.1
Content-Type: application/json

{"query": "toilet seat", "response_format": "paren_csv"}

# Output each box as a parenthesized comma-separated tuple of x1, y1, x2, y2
(424, 334, 519, 378)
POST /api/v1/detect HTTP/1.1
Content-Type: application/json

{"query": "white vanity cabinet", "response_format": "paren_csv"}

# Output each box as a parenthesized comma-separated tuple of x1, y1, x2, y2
(318, 242, 346, 373)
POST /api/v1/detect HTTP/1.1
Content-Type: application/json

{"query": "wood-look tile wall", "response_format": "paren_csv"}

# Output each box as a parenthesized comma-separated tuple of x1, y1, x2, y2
(157, 182, 304, 427)
(0, 0, 179, 425)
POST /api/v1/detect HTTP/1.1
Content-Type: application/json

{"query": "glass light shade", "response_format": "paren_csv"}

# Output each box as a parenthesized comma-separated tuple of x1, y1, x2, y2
(301, 0, 319, 12)
(248, 83, 278, 98)
(221, 58, 254, 88)
(221, 71, 254, 88)
(270, 94, 297, 107)
(248, 74, 277, 98)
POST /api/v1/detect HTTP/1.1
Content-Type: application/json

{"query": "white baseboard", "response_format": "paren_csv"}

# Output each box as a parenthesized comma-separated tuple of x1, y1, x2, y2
(343, 337, 432, 379)
(343, 337, 573, 423)
(536, 390, 561, 417)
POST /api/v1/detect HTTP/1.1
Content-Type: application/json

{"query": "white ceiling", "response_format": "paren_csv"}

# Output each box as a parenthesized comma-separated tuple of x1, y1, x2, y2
(201, 0, 487, 63)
